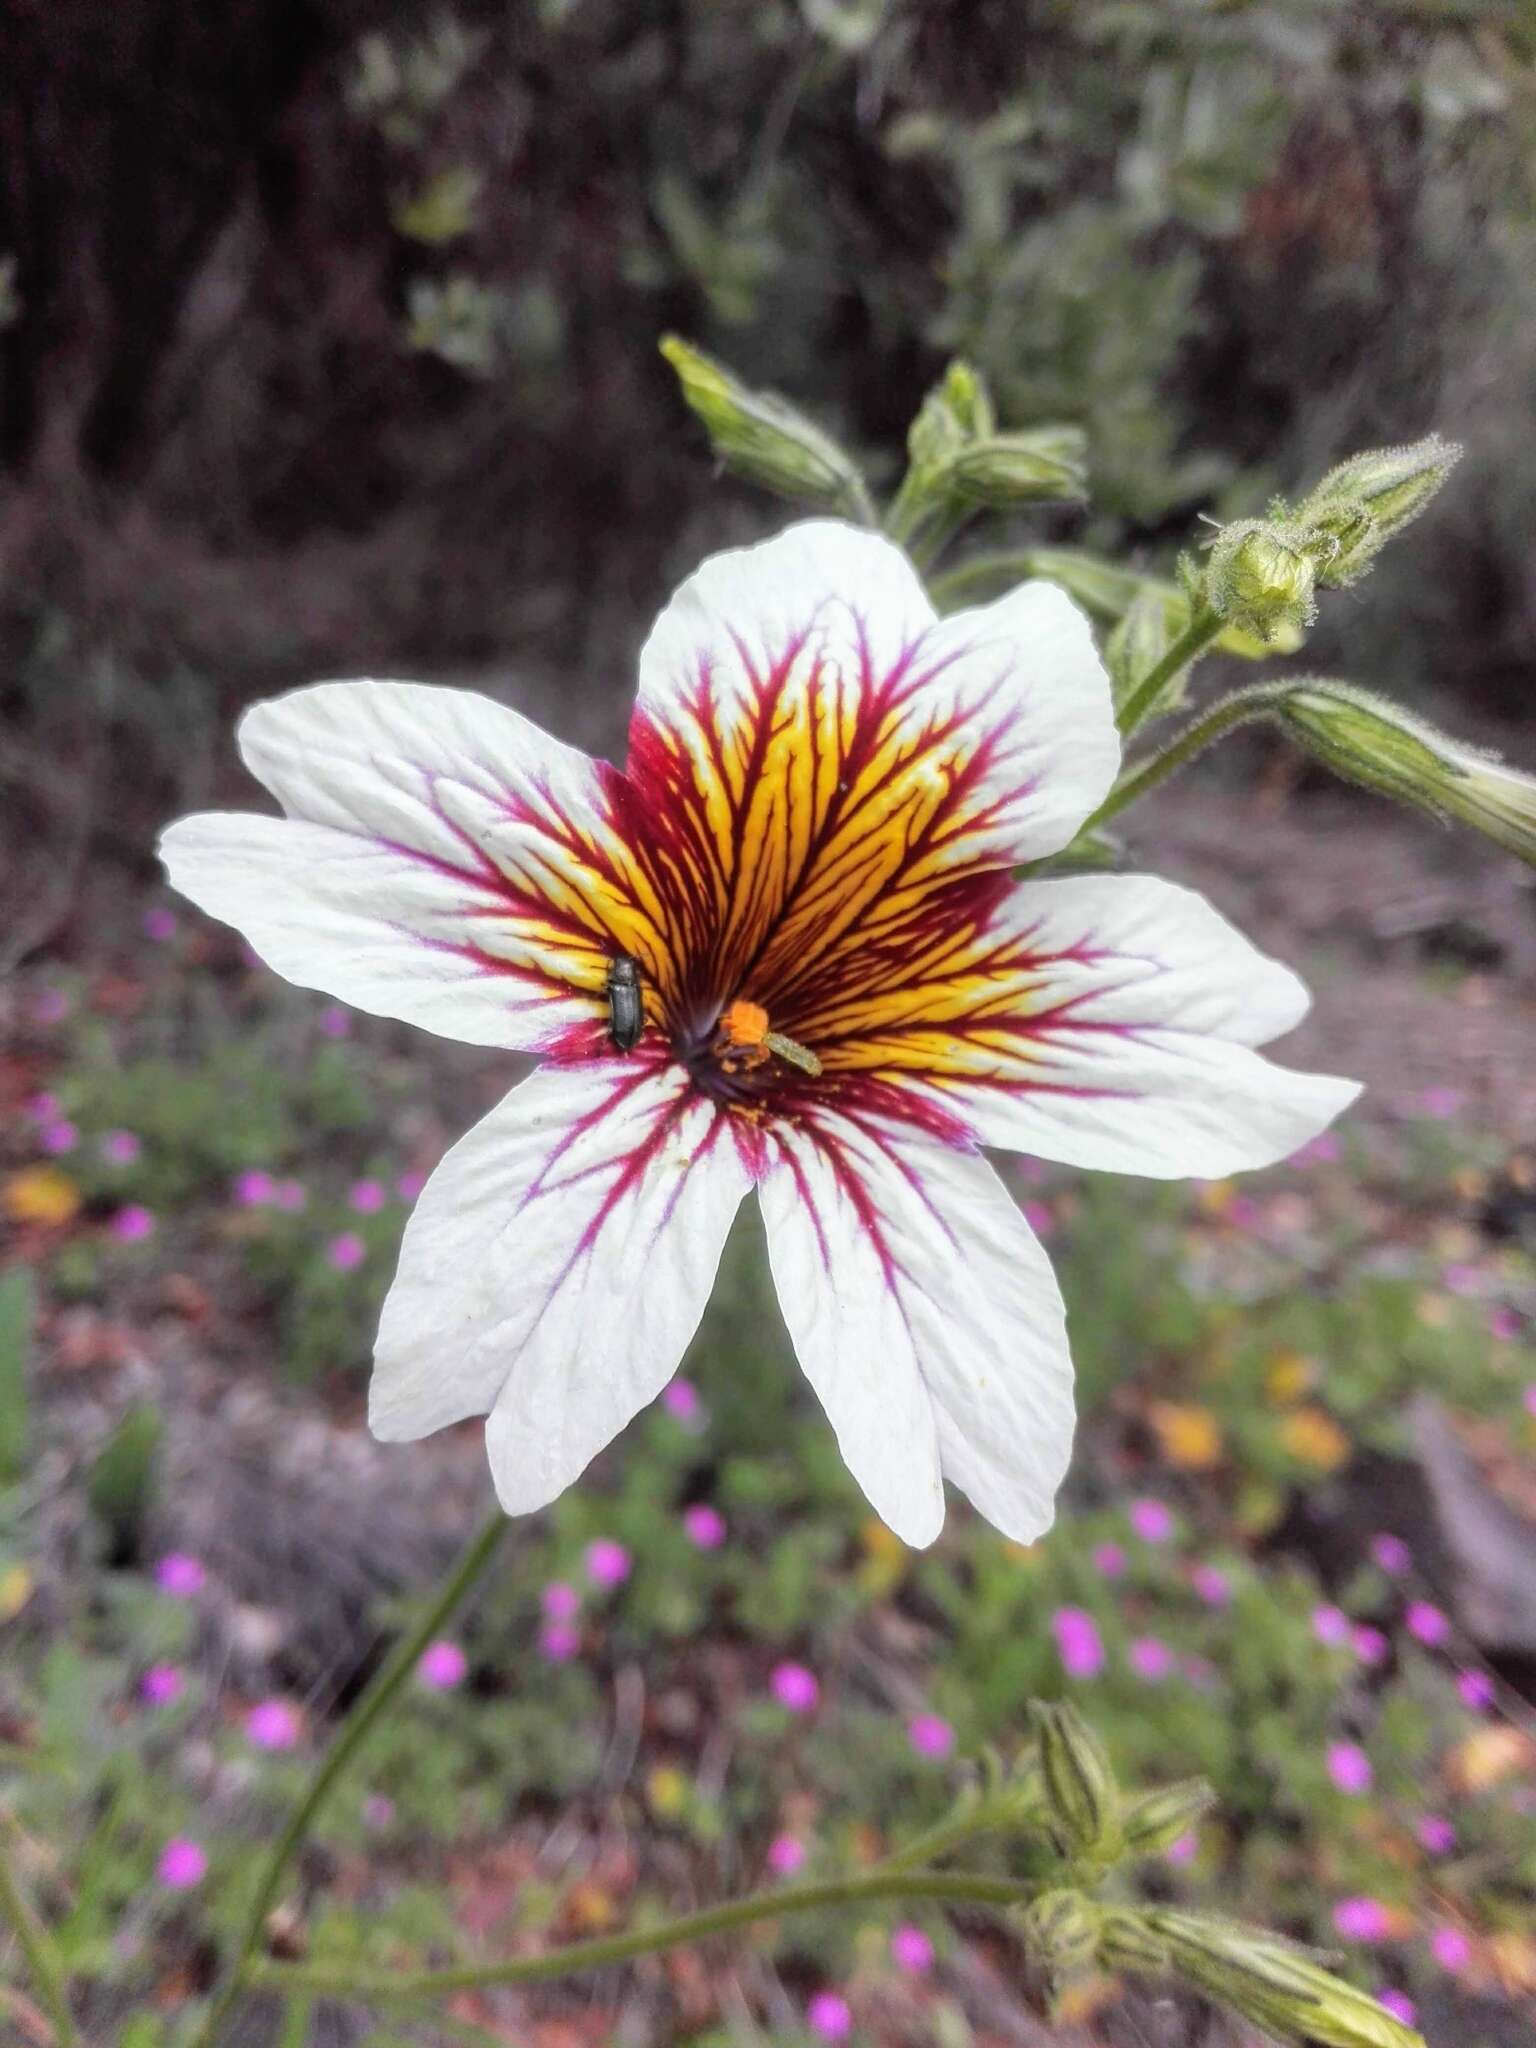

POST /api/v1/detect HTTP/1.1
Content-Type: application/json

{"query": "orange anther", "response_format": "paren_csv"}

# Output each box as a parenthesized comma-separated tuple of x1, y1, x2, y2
(720, 999, 770, 1050)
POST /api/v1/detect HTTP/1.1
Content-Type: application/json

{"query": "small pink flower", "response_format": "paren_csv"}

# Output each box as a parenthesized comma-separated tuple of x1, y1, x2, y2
(1457, 1668, 1494, 1712)
(348, 1179, 387, 1214)
(1418, 1085, 1463, 1120)
(246, 1699, 302, 1751)
(585, 1538, 632, 1588)
(234, 1169, 276, 1207)
(101, 1130, 142, 1166)
(39, 1119, 78, 1156)
(155, 1553, 206, 1598)
(770, 1662, 819, 1713)
(1226, 1194, 1261, 1230)
(1129, 1498, 1174, 1544)
(395, 1170, 426, 1203)
(1440, 1262, 1481, 1297)
(111, 1204, 156, 1243)
(1129, 1636, 1174, 1682)
(140, 1664, 185, 1707)
(326, 1231, 366, 1272)
(1352, 1626, 1389, 1667)
(661, 1377, 702, 1423)
(418, 1640, 468, 1690)
(273, 1179, 307, 1213)
(891, 1924, 934, 1973)
(143, 908, 178, 943)
(1021, 1200, 1054, 1239)
(907, 1713, 955, 1759)
(1370, 1533, 1411, 1576)
(1190, 1564, 1230, 1606)
(683, 1503, 727, 1549)
(542, 1581, 580, 1621)
(538, 1621, 581, 1662)
(1164, 1831, 1198, 1865)
(363, 1794, 395, 1829)
(1052, 1606, 1104, 1680)
(806, 1991, 852, 2041)
(1487, 1307, 1520, 1343)
(1312, 1604, 1351, 1647)
(1430, 1925, 1470, 1972)
(1291, 1132, 1340, 1166)
(319, 1004, 351, 1038)
(157, 1838, 207, 1889)
(1326, 1742, 1373, 1795)
(1090, 1541, 1126, 1577)
(767, 1832, 806, 1876)
(1333, 1896, 1390, 1942)
(1378, 1990, 1416, 2025)
(25, 1093, 61, 1121)
(1405, 1601, 1450, 1648)
(1416, 1814, 1455, 1856)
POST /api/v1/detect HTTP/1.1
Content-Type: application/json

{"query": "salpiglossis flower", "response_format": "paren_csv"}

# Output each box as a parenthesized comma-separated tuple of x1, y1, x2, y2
(160, 522, 1356, 1544)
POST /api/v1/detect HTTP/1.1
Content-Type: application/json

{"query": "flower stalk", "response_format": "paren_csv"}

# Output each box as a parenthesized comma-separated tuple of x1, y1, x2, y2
(1114, 606, 1226, 737)
(0, 1816, 78, 2048)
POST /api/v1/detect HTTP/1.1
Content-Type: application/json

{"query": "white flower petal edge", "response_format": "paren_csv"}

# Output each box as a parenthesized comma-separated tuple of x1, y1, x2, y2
(760, 1112, 1073, 1547)
(371, 1060, 752, 1512)
(161, 678, 656, 1053)
(914, 873, 1361, 1177)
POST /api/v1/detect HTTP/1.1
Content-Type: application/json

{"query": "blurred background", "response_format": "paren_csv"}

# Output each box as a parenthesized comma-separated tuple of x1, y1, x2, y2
(3, 4, 1536, 2045)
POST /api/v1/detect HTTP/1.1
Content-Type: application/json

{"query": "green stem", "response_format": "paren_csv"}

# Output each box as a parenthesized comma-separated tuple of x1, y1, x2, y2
(926, 550, 1039, 611)
(1115, 606, 1225, 738)
(0, 1817, 78, 2047)
(251, 1868, 1038, 2007)
(1085, 683, 1289, 834)
(876, 1804, 1006, 1875)
(188, 1508, 507, 2048)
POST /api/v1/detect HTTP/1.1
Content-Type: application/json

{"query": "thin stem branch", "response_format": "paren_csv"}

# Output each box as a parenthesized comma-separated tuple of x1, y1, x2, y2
(1115, 606, 1225, 738)
(1085, 683, 1289, 834)
(188, 1508, 507, 2048)
(926, 550, 1040, 610)
(875, 1804, 1005, 1875)
(0, 1819, 78, 2048)
(251, 1868, 1039, 2007)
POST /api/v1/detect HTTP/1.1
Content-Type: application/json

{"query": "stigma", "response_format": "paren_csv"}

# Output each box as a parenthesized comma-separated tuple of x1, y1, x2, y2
(715, 998, 823, 1078)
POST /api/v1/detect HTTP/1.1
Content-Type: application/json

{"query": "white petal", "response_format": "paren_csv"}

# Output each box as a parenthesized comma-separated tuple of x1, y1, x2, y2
(371, 1061, 751, 1514)
(759, 1112, 1074, 1546)
(161, 679, 662, 1053)
(906, 873, 1360, 1176)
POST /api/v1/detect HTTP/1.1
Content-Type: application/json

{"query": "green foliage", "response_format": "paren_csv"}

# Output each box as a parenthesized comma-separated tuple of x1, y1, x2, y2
(0, 1266, 34, 1481)
(86, 1406, 163, 1564)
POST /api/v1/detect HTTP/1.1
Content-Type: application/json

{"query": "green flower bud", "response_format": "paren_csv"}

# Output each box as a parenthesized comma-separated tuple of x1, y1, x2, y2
(957, 547, 1300, 658)
(1204, 519, 1317, 647)
(1279, 681, 1536, 870)
(1031, 1701, 1123, 1867)
(659, 336, 871, 519)
(1146, 1911, 1424, 2048)
(1017, 1888, 1103, 1978)
(907, 360, 995, 470)
(1096, 1907, 1171, 1974)
(943, 426, 1089, 509)
(1293, 435, 1462, 587)
(1120, 1777, 1217, 1857)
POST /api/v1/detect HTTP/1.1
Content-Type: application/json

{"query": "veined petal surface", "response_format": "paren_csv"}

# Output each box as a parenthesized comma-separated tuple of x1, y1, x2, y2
(831, 873, 1359, 1176)
(372, 1057, 752, 1511)
(760, 1110, 1073, 1546)
(624, 522, 1118, 1031)
(161, 679, 666, 1053)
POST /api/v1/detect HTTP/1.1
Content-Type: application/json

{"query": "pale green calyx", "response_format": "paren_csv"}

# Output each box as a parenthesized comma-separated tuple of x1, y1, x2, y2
(659, 336, 872, 520)
(1291, 434, 1463, 587)
(1279, 681, 1536, 869)
(1031, 1700, 1123, 1869)
(1204, 519, 1318, 646)
(942, 426, 1089, 509)
(1120, 1776, 1217, 1856)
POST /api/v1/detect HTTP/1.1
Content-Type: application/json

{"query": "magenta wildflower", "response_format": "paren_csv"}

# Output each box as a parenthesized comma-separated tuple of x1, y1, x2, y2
(907, 1713, 955, 1759)
(661, 1377, 702, 1423)
(538, 1621, 581, 1662)
(246, 1699, 302, 1751)
(542, 1581, 580, 1621)
(1052, 1606, 1105, 1680)
(39, 1119, 77, 1156)
(100, 1130, 142, 1166)
(1333, 1896, 1390, 1942)
(1457, 1668, 1494, 1711)
(1090, 1541, 1126, 1577)
(767, 1832, 807, 1876)
(1326, 1742, 1373, 1795)
(349, 1179, 387, 1214)
(1405, 1600, 1450, 1647)
(585, 1538, 632, 1588)
(326, 1231, 366, 1272)
(682, 1502, 727, 1549)
(1370, 1533, 1411, 1576)
(1441, 1262, 1480, 1297)
(234, 1169, 276, 1207)
(1418, 1085, 1462, 1119)
(418, 1640, 468, 1690)
(155, 1553, 205, 1597)
(1190, 1564, 1231, 1606)
(143, 908, 178, 942)
(273, 1178, 307, 1212)
(1430, 1925, 1471, 1972)
(140, 1664, 185, 1707)
(1416, 1814, 1455, 1856)
(111, 1204, 156, 1243)
(1164, 1831, 1198, 1865)
(25, 1092, 61, 1121)
(770, 1661, 820, 1713)
(1129, 1636, 1175, 1682)
(362, 1794, 395, 1829)
(1290, 1131, 1340, 1166)
(319, 1004, 351, 1038)
(1352, 1625, 1389, 1667)
(1021, 1199, 1054, 1239)
(891, 1924, 934, 1973)
(395, 1169, 426, 1203)
(1487, 1306, 1520, 1342)
(1129, 1497, 1174, 1544)
(1312, 1604, 1351, 1647)
(1378, 1991, 1416, 2026)
(806, 1991, 852, 2041)
(157, 1838, 207, 1889)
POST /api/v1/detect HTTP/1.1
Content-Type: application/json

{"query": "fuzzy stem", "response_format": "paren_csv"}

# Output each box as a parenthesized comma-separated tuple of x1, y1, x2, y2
(1115, 606, 1225, 738)
(187, 1509, 507, 2048)
(1085, 683, 1290, 834)
(0, 1818, 78, 2047)
(251, 1868, 1040, 2006)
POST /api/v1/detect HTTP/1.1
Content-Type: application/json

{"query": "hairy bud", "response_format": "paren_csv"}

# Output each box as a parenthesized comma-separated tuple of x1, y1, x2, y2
(659, 336, 870, 518)
(1097, 1907, 1171, 1974)
(1292, 435, 1462, 587)
(1146, 1910, 1426, 2047)
(943, 426, 1089, 508)
(1031, 1701, 1123, 1867)
(1017, 1888, 1103, 1978)
(1204, 520, 1318, 646)
(1121, 1778, 1217, 1856)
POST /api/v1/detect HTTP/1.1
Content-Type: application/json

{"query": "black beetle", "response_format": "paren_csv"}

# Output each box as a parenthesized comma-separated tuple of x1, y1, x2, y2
(605, 953, 645, 1052)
